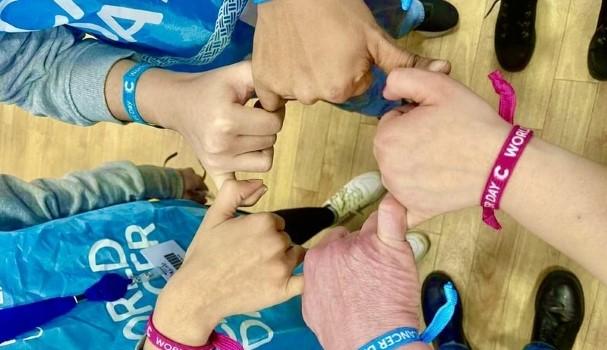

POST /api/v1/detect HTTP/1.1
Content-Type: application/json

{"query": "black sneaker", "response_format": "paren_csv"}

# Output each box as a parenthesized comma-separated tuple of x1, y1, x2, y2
(416, 0, 460, 38)
(531, 269, 585, 350)
(588, 0, 607, 80)
(422, 272, 470, 348)
(493, 0, 538, 71)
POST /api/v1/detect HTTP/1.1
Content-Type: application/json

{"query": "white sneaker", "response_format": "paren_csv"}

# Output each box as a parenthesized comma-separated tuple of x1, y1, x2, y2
(406, 231, 431, 262)
(324, 171, 386, 224)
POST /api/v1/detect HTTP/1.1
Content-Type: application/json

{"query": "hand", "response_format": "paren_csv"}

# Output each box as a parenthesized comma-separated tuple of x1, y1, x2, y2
(252, 0, 451, 111)
(176, 168, 208, 204)
(374, 69, 512, 226)
(150, 180, 305, 347)
(108, 60, 285, 188)
(303, 195, 428, 350)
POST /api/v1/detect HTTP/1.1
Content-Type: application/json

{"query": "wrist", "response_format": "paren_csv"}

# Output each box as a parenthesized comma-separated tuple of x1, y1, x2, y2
(152, 272, 223, 346)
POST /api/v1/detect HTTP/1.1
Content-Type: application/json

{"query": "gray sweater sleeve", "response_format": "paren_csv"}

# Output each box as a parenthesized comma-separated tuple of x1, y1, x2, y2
(0, 161, 184, 231)
(0, 27, 134, 125)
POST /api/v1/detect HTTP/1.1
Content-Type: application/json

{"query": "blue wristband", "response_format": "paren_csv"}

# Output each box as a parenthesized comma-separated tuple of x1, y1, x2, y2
(122, 63, 154, 124)
(358, 283, 459, 350)
(358, 327, 420, 350)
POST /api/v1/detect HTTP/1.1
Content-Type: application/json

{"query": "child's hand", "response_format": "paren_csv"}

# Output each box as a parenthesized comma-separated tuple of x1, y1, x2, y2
(176, 168, 207, 204)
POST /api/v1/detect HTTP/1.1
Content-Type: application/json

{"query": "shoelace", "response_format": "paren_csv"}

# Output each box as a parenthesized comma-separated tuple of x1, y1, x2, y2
(485, 0, 535, 39)
(330, 186, 366, 215)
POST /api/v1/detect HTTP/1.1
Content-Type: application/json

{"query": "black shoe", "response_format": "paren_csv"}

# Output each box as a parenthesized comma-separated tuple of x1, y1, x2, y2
(531, 269, 585, 350)
(422, 272, 470, 348)
(588, 1, 607, 80)
(416, 0, 460, 38)
(493, 0, 538, 71)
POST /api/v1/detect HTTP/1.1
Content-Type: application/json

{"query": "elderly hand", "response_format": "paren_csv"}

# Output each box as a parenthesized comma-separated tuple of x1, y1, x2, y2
(302, 195, 429, 350)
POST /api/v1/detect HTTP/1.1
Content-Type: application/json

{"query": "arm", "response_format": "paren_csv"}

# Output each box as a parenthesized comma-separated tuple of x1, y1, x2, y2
(375, 68, 607, 285)
(502, 138, 607, 283)
(0, 161, 184, 231)
(0, 29, 133, 125)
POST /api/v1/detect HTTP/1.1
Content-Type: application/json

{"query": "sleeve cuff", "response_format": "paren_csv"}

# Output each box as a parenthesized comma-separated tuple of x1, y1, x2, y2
(138, 165, 184, 200)
(69, 43, 134, 125)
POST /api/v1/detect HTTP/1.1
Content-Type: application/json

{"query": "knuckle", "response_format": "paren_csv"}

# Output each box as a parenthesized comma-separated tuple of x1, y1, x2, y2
(213, 117, 236, 135)
(203, 135, 229, 155)
(323, 82, 351, 104)
(255, 212, 277, 229)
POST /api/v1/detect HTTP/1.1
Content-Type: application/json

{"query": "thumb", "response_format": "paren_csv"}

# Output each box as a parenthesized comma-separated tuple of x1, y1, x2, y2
(285, 275, 304, 300)
(211, 172, 236, 190)
(377, 194, 408, 249)
(370, 34, 451, 75)
(202, 179, 267, 229)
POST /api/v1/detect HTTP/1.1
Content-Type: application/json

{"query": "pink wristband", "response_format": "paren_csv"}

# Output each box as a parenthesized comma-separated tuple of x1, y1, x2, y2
(146, 313, 243, 350)
(480, 125, 533, 230)
(481, 71, 533, 230)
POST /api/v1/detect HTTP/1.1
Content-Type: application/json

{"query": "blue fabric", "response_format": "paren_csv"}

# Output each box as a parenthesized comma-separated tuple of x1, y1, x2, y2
(523, 342, 558, 350)
(0, 297, 77, 344)
(0, 200, 320, 349)
(84, 274, 131, 302)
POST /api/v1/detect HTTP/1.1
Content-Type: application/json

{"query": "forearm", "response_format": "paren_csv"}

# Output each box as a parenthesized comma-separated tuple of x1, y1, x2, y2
(105, 59, 192, 128)
(143, 272, 222, 349)
(502, 138, 607, 283)
(0, 29, 133, 125)
(0, 162, 183, 230)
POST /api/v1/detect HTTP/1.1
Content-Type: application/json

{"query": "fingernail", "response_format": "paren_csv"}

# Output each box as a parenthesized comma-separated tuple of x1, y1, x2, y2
(429, 60, 448, 72)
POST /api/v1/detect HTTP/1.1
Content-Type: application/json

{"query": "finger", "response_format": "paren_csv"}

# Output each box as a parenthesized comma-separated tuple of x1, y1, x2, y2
(377, 194, 408, 249)
(232, 148, 275, 173)
(359, 211, 379, 237)
(286, 245, 306, 266)
(285, 275, 304, 299)
(351, 69, 375, 98)
(211, 172, 237, 190)
(232, 104, 285, 136)
(202, 179, 267, 229)
(256, 86, 287, 112)
(235, 135, 277, 154)
(383, 68, 447, 105)
(369, 33, 451, 75)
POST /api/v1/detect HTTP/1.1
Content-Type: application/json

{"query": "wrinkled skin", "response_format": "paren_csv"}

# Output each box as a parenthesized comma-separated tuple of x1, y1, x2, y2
(303, 195, 428, 350)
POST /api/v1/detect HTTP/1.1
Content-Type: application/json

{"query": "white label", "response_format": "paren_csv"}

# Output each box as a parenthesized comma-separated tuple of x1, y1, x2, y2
(140, 241, 186, 281)
(0, 287, 4, 306)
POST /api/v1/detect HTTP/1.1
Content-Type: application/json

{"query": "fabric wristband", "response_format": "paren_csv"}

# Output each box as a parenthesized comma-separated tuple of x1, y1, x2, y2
(480, 71, 534, 230)
(146, 313, 243, 350)
(358, 282, 458, 350)
(480, 125, 533, 230)
(123, 63, 154, 124)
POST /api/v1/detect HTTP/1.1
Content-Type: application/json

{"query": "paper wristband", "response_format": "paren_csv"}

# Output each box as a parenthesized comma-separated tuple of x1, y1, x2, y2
(480, 125, 533, 230)
(146, 313, 243, 350)
(123, 63, 154, 125)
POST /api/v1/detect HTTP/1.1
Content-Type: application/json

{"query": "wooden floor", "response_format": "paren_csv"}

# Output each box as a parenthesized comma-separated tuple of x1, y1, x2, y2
(1, 0, 607, 348)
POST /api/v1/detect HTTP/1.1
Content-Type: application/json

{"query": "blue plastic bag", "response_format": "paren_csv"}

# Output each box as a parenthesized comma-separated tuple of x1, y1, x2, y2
(0, 200, 320, 349)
